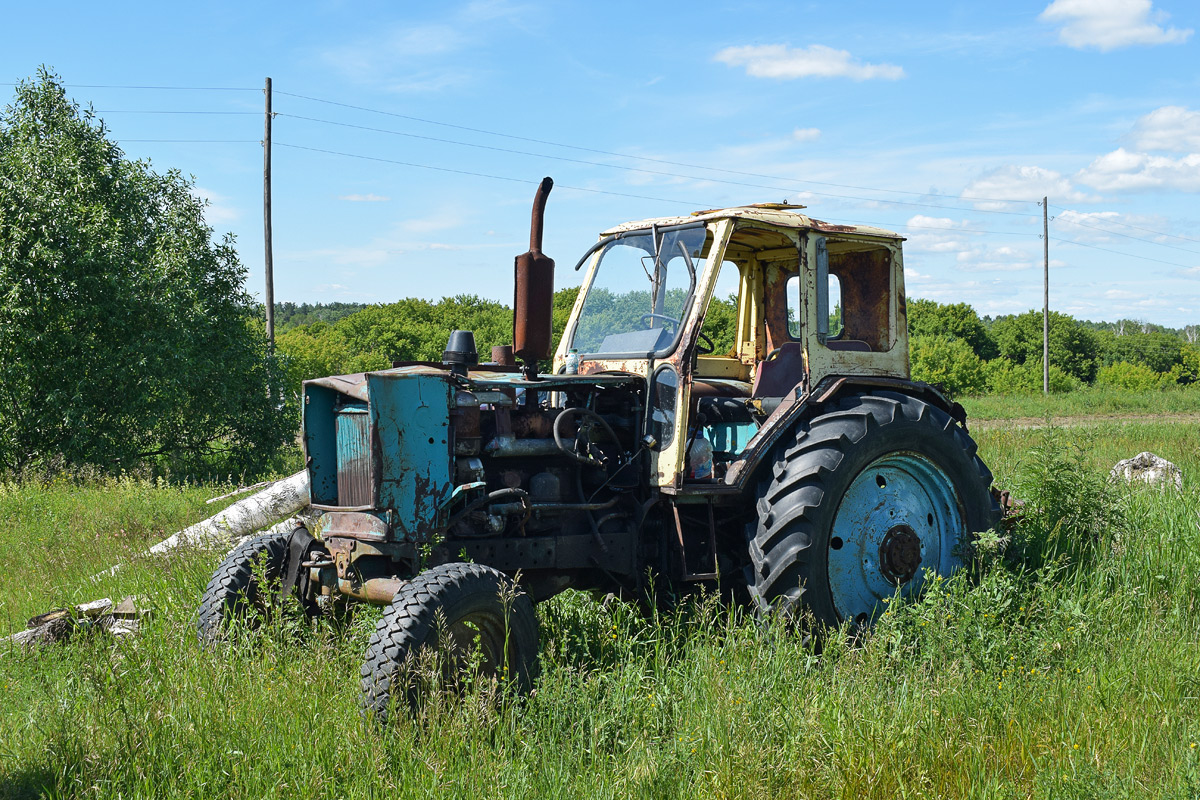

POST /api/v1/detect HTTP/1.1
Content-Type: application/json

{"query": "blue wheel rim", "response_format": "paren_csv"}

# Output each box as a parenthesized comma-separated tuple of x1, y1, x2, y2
(826, 452, 964, 623)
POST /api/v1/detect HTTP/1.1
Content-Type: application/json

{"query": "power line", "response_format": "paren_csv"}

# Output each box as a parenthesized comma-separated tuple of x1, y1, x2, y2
(274, 142, 724, 207)
(1049, 237, 1197, 269)
(276, 112, 1040, 218)
(1049, 203, 1200, 244)
(274, 89, 1040, 211)
(1053, 215, 1200, 255)
(2, 82, 257, 90)
(95, 110, 259, 115)
(122, 139, 258, 143)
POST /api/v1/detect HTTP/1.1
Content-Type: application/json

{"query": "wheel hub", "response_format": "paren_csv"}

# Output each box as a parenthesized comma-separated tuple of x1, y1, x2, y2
(878, 524, 922, 584)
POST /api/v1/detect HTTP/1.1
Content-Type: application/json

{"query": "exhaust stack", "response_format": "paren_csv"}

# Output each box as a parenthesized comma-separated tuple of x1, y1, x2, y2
(513, 177, 555, 376)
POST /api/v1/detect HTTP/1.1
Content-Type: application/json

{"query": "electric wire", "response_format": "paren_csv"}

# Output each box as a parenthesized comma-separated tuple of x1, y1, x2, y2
(274, 142, 722, 206)
(122, 139, 258, 143)
(1049, 203, 1200, 244)
(1048, 237, 1197, 269)
(276, 111, 1040, 218)
(1, 82, 257, 90)
(274, 89, 1040, 211)
(1053, 215, 1200, 255)
(94, 110, 259, 115)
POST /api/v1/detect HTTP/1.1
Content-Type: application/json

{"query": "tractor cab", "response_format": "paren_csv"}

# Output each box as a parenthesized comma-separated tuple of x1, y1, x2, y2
(556, 204, 911, 490)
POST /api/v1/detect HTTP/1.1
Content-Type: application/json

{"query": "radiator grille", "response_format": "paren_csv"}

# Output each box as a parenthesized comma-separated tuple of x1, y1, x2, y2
(335, 407, 372, 507)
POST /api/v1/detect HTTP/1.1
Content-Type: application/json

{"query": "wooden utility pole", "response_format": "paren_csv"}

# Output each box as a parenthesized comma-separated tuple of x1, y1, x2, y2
(264, 77, 275, 347)
(1043, 196, 1049, 395)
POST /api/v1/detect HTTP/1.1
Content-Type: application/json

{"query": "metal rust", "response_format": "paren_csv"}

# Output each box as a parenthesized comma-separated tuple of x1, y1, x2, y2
(513, 177, 555, 368)
(286, 193, 999, 664)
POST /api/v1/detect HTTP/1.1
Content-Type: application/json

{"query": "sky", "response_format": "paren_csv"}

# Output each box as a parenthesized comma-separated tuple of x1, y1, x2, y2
(2, 0, 1199, 326)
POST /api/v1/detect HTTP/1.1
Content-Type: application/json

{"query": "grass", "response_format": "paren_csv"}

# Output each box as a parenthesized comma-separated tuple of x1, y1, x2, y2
(3, 422, 1200, 798)
(963, 385, 1200, 421)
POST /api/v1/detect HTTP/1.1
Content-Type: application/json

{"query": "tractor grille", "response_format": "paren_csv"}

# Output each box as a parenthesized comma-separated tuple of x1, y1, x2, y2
(335, 406, 372, 507)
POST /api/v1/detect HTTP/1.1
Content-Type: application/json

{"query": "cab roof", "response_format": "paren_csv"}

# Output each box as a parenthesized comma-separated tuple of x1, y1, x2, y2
(599, 204, 903, 241)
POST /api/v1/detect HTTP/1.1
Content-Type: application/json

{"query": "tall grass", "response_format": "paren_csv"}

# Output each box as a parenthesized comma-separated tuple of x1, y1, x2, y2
(3, 425, 1200, 798)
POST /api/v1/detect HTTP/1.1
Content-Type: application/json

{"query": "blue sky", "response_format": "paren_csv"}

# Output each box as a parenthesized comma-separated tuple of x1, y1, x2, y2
(3, 0, 1199, 326)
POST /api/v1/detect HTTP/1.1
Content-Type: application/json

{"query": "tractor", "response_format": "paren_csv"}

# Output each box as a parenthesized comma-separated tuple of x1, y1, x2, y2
(197, 178, 999, 718)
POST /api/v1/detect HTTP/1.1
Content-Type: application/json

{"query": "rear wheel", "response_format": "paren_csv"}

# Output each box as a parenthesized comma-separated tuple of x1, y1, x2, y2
(748, 391, 998, 626)
(361, 562, 540, 721)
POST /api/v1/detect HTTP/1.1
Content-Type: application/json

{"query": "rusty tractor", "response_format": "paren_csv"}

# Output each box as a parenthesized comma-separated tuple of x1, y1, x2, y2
(197, 178, 999, 717)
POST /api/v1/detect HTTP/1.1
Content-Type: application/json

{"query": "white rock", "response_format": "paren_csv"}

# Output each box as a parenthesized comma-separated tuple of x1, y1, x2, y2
(1110, 452, 1183, 490)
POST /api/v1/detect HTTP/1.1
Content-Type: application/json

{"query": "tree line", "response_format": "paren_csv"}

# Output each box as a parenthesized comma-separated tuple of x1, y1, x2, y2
(276, 295, 1200, 400)
(3, 72, 1195, 478)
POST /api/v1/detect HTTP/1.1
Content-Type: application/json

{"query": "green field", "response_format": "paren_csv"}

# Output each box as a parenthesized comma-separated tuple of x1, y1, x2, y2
(3, 415, 1200, 798)
(963, 385, 1200, 423)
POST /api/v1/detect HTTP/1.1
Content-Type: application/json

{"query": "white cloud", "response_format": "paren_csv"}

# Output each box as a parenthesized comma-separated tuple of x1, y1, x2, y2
(955, 244, 1038, 272)
(1039, 0, 1192, 51)
(902, 215, 976, 254)
(791, 127, 821, 142)
(714, 44, 904, 81)
(1129, 105, 1200, 152)
(961, 165, 1093, 209)
(340, 194, 391, 202)
(1075, 148, 1200, 191)
(190, 186, 238, 225)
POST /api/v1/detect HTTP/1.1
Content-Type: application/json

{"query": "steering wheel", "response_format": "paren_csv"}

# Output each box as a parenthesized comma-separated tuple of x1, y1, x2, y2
(640, 313, 681, 331)
(695, 331, 715, 355)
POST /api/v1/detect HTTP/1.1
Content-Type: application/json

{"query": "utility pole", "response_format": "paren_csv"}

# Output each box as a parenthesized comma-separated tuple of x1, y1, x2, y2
(263, 77, 275, 348)
(1043, 196, 1049, 395)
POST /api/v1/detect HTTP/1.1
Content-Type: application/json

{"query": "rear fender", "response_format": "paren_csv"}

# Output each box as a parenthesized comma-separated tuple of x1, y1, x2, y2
(727, 376, 966, 492)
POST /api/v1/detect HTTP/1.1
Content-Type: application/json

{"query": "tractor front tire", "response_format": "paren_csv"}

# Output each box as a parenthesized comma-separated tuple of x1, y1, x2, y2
(749, 391, 999, 627)
(196, 528, 320, 644)
(361, 562, 540, 721)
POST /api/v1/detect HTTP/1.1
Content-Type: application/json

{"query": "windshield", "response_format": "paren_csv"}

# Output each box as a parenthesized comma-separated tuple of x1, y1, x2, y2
(570, 224, 711, 357)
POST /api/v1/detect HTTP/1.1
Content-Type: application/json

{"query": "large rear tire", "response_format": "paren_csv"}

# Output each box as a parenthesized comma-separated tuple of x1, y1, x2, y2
(361, 562, 540, 721)
(749, 391, 999, 626)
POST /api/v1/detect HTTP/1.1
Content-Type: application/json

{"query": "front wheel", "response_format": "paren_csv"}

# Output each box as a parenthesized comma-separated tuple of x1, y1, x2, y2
(196, 527, 325, 644)
(748, 391, 999, 626)
(361, 563, 540, 721)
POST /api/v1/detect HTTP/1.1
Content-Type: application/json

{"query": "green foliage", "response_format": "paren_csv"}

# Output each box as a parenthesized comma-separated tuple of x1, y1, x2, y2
(699, 293, 738, 355)
(1007, 428, 1123, 571)
(1095, 361, 1176, 391)
(0, 71, 289, 477)
(1093, 329, 1185, 374)
(991, 310, 1100, 383)
(983, 357, 1080, 394)
(908, 299, 998, 360)
(273, 302, 369, 332)
(909, 335, 987, 397)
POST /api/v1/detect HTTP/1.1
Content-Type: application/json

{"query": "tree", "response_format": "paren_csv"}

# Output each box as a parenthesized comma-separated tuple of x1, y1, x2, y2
(1093, 329, 1183, 374)
(0, 71, 289, 475)
(990, 310, 1099, 384)
(907, 299, 998, 360)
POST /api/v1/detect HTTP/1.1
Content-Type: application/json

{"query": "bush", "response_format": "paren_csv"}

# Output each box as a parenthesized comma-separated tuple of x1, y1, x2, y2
(910, 335, 987, 397)
(983, 357, 1080, 395)
(1095, 361, 1175, 391)
(908, 299, 998, 360)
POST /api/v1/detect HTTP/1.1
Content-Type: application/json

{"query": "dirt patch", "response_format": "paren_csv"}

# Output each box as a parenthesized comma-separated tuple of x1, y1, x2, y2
(971, 412, 1200, 431)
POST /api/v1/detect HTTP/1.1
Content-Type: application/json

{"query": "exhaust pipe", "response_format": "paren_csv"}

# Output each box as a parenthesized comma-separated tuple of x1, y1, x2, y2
(513, 177, 555, 377)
